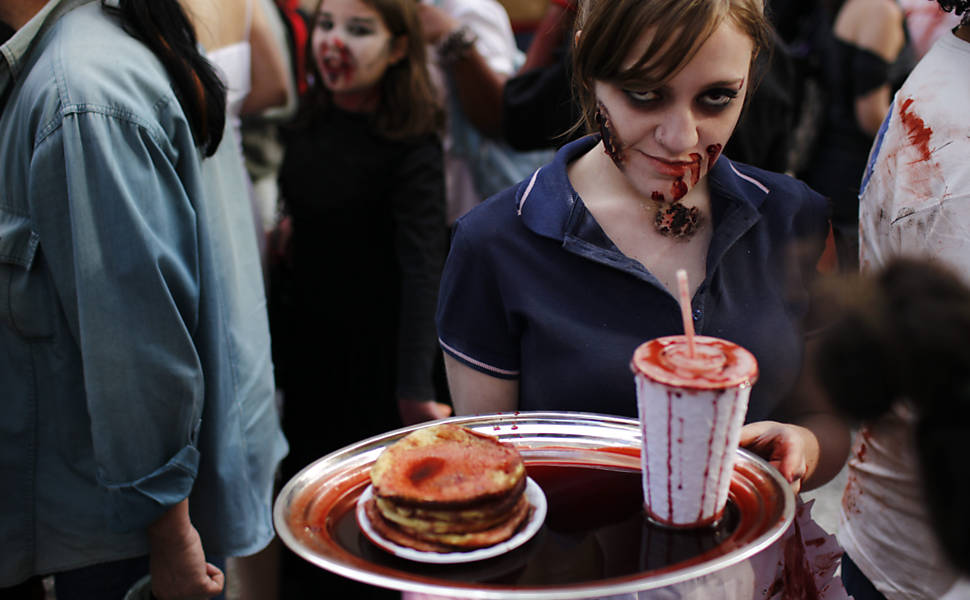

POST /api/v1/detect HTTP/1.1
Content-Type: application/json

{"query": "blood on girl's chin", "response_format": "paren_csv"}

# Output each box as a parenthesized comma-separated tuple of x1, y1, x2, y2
(671, 179, 688, 201)
(688, 153, 702, 187)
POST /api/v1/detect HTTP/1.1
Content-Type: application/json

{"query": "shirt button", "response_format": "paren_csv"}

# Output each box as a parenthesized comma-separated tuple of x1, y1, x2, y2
(692, 308, 702, 321)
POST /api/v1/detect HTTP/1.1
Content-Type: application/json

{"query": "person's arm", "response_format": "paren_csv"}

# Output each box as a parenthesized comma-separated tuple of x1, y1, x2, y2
(241, 0, 291, 116)
(518, 1, 574, 73)
(418, 2, 512, 138)
(444, 354, 518, 415)
(391, 138, 452, 425)
(148, 500, 224, 600)
(435, 204, 522, 416)
(836, 0, 906, 136)
(740, 337, 852, 493)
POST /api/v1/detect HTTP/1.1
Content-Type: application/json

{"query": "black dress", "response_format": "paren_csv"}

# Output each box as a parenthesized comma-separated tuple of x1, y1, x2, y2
(273, 106, 446, 472)
(272, 107, 445, 599)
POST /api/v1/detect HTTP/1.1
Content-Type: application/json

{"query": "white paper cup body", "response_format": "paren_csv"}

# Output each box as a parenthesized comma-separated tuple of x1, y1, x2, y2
(636, 375, 750, 527)
(632, 335, 757, 529)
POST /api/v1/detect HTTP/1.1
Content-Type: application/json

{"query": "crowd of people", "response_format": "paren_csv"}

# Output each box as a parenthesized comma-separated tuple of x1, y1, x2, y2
(1, 0, 969, 599)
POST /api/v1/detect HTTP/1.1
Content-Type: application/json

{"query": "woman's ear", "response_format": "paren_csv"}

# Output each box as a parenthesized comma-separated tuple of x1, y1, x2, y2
(574, 28, 582, 47)
(390, 35, 408, 65)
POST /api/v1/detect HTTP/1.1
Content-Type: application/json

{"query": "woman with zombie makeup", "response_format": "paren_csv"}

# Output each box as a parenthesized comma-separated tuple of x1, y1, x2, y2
(831, 1, 970, 597)
(436, 0, 851, 496)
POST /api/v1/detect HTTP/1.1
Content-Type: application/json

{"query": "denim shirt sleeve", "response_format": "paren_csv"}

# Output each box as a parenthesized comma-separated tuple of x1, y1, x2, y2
(29, 105, 204, 532)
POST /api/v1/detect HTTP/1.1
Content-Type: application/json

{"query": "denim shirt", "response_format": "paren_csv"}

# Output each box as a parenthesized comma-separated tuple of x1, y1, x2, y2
(0, 1, 287, 584)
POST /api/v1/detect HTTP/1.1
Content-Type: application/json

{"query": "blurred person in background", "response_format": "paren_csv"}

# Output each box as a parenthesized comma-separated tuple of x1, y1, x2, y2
(816, 259, 970, 599)
(418, 0, 552, 223)
(798, 0, 915, 271)
(900, 0, 962, 57)
(183, 0, 292, 272)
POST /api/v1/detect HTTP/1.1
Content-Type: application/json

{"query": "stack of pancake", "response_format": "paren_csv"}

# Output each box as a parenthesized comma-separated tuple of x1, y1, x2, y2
(364, 424, 532, 553)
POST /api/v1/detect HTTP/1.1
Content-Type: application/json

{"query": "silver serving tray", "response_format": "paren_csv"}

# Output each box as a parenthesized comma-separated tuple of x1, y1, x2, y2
(273, 411, 795, 599)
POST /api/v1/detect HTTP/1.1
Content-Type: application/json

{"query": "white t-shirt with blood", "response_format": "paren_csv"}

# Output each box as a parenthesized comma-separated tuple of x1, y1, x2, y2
(848, 30, 970, 600)
(859, 31, 970, 279)
(837, 404, 961, 599)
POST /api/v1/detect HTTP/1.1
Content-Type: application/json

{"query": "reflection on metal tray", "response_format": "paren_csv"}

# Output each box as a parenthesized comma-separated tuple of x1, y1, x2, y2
(273, 411, 795, 599)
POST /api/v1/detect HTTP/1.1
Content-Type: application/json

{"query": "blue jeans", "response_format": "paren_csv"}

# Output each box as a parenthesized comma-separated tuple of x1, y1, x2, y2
(841, 553, 888, 600)
(53, 556, 226, 600)
(54, 556, 150, 600)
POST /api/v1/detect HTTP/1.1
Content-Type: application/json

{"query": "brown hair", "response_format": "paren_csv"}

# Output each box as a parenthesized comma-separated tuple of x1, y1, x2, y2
(306, 0, 443, 139)
(572, 0, 772, 132)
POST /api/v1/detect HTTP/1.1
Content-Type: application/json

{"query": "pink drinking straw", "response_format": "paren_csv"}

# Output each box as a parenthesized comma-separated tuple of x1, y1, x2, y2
(676, 269, 696, 357)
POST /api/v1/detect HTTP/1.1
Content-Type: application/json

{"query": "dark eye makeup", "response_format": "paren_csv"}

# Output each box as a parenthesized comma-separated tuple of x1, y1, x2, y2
(621, 84, 741, 112)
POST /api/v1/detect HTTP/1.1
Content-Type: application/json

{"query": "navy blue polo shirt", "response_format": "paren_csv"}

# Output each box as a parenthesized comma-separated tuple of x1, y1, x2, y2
(436, 135, 828, 422)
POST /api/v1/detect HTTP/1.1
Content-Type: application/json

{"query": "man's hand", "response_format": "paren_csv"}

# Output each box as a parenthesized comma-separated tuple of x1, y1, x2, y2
(148, 500, 225, 600)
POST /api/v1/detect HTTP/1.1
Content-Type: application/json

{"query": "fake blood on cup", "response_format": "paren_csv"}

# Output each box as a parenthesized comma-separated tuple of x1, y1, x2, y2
(632, 335, 758, 528)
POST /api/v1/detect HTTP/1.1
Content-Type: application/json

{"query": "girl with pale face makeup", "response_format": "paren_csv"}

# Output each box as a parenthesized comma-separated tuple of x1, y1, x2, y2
(311, 0, 405, 110)
(273, 4, 449, 593)
(435, 0, 852, 517)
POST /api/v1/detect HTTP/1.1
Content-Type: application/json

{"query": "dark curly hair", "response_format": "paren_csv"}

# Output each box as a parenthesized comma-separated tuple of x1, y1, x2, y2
(815, 257, 970, 576)
(937, 0, 970, 24)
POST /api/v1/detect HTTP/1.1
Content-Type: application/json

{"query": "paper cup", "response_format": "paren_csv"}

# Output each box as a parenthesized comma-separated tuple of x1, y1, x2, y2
(632, 335, 758, 528)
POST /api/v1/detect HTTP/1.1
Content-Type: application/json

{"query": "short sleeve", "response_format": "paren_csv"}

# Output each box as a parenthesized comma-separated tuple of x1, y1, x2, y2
(860, 93, 970, 278)
(435, 218, 521, 379)
(851, 47, 891, 97)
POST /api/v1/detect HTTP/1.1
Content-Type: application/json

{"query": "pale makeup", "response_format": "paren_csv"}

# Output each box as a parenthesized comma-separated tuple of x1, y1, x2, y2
(593, 20, 753, 204)
(312, 0, 403, 110)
